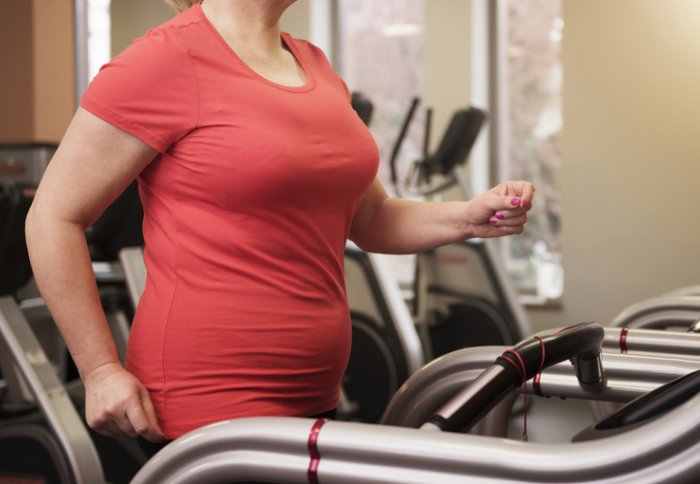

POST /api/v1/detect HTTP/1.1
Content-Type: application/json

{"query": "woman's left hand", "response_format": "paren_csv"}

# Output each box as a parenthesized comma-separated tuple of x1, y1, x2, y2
(463, 181, 535, 238)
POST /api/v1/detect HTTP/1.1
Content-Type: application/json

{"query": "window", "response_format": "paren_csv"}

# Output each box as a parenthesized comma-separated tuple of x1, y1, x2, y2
(87, 0, 112, 81)
(75, 0, 112, 102)
(491, 0, 564, 302)
(337, 0, 563, 301)
(335, 0, 425, 189)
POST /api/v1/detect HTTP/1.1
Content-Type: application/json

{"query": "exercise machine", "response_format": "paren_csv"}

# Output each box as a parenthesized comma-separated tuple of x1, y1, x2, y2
(0, 183, 145, 483)
(664, 285, 700, 298)
(609, 295, 700, 331)
(129, 323, 700, 483)
(0, 143, 56, 188)
(384, 325, 700, 429)
(342, 245, 424, 421)
(388, 99, 531, 359)
(0, 297, 106, 484)
(591, 294, 700, 419)
(337, 94, 533, 422)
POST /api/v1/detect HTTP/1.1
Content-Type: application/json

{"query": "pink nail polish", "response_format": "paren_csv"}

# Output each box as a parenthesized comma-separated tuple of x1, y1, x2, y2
(496, 213, 505, 219)
(511, 197, 520, 206)
(489, 217, 498, 224)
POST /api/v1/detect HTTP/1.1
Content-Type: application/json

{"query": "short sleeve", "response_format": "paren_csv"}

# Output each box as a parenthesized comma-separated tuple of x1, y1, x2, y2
(80, 29, 198, 153)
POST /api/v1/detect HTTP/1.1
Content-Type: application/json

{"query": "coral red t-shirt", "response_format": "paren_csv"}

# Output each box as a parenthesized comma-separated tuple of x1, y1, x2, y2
(80, 4, 378, 438)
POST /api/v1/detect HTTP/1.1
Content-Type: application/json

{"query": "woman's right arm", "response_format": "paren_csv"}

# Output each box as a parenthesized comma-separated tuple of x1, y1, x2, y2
(25, 107, 166, 442)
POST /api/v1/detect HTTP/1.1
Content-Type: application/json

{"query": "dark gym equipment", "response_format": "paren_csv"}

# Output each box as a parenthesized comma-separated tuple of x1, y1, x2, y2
(0, 182, 146, 483)
(389, 99, 531, 358)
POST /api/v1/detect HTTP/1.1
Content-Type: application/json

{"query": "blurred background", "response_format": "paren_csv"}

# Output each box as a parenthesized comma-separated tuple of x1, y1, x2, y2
(1, 0, 699, 332)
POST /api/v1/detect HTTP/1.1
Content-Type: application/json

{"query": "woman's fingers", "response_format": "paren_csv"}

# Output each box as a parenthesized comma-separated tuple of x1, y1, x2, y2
(493, 208, 528, 220)
(489, 213, 528, 227)
(91, 420, 122, 437)
(114, 408, 140, 438)
(497, 195, 534, 213)
(468, 181, 534, 238)
(87, 406, 130, 437)
(88, 396, 166, 441)
(491, 181, 535, 209)
(483, 222, 525, 235)
(517, 182, 536, 208)
(131, 391, 167, 442)
(84, 364, 166, 442)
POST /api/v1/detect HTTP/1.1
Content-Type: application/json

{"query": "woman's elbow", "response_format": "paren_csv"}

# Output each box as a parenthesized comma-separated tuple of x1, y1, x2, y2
(24, 201, 69, 251)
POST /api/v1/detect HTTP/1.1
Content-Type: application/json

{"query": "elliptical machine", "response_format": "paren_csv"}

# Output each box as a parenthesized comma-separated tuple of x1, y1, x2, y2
(129, 322, 700, 483)
(338, 94, 533, 422)
(388, 99, 531, 359)
(0, 183, 146, 483)
(0, 184, 114, 483)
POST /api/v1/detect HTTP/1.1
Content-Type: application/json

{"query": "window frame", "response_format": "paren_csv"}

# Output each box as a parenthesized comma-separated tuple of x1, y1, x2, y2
(476, 0, 564, 306)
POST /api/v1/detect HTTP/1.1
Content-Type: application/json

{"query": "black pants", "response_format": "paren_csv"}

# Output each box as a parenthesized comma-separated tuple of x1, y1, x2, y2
(137, 408, 338, 459)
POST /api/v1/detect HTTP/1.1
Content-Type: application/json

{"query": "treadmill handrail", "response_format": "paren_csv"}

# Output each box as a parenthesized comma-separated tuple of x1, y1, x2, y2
(426, 322, 605, 432)
(602, 326, 700, 358)
(610, 296, 700, 329)
(381, 344, 700, 428)
(132, 392, 700, 484)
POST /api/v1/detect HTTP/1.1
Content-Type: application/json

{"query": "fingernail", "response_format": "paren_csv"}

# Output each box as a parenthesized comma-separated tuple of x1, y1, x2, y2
(521, 199, 528, 208)
(511, 197, 520, 206)
(489, 217, 499, 224)
(496, 212, 505, 219)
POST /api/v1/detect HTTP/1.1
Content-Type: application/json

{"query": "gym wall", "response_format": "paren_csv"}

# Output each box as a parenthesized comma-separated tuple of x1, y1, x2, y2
(110, 0, 174, 57)
(0, 1, 34, 141)
(281, 0, 312, 39)
(529, 0, 700, 330)
(0, 0, 75, 143)
(110, 0, 312, 57)
(423, 0, 472, 153)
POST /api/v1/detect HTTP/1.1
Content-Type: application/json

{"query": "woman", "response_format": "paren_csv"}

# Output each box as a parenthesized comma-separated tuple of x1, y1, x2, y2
(25, 0, 534, 455)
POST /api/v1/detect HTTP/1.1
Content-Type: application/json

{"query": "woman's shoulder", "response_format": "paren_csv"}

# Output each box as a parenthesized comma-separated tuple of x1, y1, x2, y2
(81, 7, 203, 153)
(104, 7, 209, 82)
(129, 6, 205, 55)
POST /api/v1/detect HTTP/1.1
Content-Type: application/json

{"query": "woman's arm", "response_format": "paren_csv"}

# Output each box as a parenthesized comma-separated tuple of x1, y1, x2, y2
(349, 178, 535, 254)
(25, 107, 165, 442)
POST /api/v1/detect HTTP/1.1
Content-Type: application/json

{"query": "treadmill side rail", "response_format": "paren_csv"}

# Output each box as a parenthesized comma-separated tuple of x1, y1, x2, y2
(132, 406, 700, 484)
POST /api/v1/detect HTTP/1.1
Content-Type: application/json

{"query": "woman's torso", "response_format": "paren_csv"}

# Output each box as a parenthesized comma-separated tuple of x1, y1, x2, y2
(81, 5, 378, 438)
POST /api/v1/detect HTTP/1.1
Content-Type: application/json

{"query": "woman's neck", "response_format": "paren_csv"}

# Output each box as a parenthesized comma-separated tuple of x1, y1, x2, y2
(201, 0, 295, 56)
